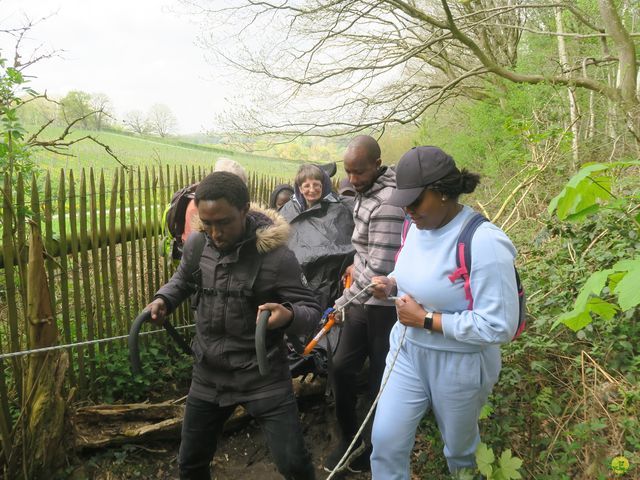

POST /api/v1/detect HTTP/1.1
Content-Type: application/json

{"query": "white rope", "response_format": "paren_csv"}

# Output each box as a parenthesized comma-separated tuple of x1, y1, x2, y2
(0, 284, 373, 362)
(0, 323, 195, 360)
(326, 324, 407, 478)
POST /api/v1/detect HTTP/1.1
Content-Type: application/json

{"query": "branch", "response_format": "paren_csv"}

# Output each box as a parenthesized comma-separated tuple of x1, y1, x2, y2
(34, 135, 126, 168)
(435, 0, 620, 102)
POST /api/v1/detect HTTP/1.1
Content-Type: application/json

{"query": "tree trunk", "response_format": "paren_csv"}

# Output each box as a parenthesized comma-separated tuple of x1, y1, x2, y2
(555, 8, 580, 168)
(598, 0, 640, 139)
(9, 223, 69, 479)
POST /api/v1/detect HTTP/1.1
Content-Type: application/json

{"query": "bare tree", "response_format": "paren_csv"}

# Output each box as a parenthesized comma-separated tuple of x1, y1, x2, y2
(187, 0, 639, 142)
(147, 103, 178, 137)
(123, 109, 150, 134)
(90, 92, 113, 130)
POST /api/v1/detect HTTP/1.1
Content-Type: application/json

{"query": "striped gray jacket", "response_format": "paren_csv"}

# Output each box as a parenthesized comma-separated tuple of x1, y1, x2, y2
(335, 166, 405, 308)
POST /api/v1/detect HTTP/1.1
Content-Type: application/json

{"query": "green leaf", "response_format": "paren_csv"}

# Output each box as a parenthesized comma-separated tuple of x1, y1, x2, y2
(613, 258, 640, 311)
(611, 257, 640, 272)
(558, 310, 592, 331)
(564, 204, 600, 221)
(479, 403, 494, 420)
(548, 161, 640, 221)
(476, 442, 495, 477)
(497, 449, 522, 479)
(608, 272, 626, 292)
(548, 163, 612, 220)
(572, 269, 614, 312)
(586, 298, 618, 321)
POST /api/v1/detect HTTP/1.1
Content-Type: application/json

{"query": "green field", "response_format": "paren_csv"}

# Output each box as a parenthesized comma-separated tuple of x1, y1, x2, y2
(29, 128, 307, 180)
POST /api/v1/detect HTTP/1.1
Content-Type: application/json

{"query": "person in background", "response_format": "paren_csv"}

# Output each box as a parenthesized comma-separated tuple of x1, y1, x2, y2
(270, 184, 295, 211)
(214, 157, 249, 183)
(147, 172, 320, 480)
(338, 178, 356, 197)
(279, 164, 354, 311)
(337, 177, 357, 211)
(369, 146, 519, 479)
(323, 135, 405, 474)
(182, 158, 248, 243)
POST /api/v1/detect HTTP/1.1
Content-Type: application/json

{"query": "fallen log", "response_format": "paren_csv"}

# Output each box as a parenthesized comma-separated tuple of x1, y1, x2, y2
(74, 376, 326, 450)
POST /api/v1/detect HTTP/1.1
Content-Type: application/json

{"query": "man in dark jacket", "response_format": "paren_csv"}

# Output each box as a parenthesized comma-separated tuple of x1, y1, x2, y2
(146, 172, 320, 480)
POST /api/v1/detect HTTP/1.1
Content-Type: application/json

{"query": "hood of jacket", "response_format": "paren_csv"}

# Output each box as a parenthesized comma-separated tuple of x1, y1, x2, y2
(194, 203, 290, 255)
(362, 165, 396, 198)
(268, 183, 294, 210)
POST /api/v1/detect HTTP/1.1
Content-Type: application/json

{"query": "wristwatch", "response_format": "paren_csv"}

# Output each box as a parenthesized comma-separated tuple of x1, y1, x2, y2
(423, 310, 434, 331)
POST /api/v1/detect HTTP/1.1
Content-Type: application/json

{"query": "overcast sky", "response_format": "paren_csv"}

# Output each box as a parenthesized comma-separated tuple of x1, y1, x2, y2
(1, 0, 229, 134)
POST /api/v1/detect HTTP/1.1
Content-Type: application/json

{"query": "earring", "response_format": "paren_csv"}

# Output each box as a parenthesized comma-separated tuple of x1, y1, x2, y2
(441, 196, 447, 202)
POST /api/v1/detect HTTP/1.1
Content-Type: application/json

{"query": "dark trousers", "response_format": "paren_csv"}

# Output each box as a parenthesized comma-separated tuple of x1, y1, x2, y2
(179, 390, 316, 480)
(332, 304, 397, 442)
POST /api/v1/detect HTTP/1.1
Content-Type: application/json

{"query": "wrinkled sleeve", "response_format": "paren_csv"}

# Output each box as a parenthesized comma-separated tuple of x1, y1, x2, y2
(440, 226, 519, 345)
(154, 233, 200, 313)
(273, 248, 322, 336)
(335, 203, 404, 308)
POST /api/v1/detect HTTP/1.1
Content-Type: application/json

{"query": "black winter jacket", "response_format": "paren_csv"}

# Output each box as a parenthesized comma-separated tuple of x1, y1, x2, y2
(279, 192, 355, 310)
(155, 208, 321, 405)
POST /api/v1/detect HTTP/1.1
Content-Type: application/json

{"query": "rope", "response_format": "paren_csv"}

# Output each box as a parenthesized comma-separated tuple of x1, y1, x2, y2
(326, 324, 407, 478)
(0, 323, 195, 360)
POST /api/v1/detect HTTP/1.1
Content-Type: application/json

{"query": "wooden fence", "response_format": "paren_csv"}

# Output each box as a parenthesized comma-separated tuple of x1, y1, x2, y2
(0, 165, 286, 417)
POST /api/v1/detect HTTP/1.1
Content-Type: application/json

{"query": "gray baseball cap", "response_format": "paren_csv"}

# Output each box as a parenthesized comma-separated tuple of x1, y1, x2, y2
(388, 146, 457, 207)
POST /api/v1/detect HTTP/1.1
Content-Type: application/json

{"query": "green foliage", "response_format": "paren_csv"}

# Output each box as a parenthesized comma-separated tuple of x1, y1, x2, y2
(417, 87, 527, 177)
(60, 90, 94, 128)
(0, 55, 36, 176)
(476, 442, 523, 480)
(479, 200, 640, 478)
(547, 161, 639, 221)
(548, 161, 640, 331)
(89, 338, 191, 403)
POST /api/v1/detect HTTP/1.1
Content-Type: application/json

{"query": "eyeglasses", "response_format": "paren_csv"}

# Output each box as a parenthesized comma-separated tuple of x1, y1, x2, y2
(300, 180, 322, 191)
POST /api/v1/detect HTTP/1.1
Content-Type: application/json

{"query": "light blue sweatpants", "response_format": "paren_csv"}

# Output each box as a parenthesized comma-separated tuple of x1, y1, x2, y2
(370, 324, 501, 479)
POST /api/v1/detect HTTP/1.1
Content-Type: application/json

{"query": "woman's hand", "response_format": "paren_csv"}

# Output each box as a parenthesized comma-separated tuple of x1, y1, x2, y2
(257, 303, 293, 329)
(395, 295, 426, 329)
(370, 276, 397, 299)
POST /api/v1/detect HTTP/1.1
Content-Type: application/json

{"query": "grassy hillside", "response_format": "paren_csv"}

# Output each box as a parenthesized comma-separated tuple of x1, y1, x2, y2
(29, 128, 306, 180)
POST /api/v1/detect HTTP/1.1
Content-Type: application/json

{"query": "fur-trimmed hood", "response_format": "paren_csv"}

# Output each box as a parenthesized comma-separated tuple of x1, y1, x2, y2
(192, 203, 290, 254)
(248, 204, 290, 254)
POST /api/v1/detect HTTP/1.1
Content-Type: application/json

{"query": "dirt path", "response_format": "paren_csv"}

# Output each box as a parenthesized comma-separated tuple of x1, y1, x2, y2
(75, 393, 371, 480)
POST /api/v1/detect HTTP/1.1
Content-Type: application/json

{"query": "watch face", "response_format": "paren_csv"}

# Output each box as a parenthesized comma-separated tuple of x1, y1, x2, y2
(423, 312, 433, 331)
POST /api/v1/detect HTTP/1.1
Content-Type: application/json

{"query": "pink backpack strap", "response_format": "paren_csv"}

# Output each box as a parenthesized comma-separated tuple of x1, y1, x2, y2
(448, 242, 473, 309)
(448, 213, 488, 310)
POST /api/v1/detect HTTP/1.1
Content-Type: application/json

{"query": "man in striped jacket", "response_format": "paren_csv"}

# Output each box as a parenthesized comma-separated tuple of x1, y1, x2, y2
(324, 135, 405, 474)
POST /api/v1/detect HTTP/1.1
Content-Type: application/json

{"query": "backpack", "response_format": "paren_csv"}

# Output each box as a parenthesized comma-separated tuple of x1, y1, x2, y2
(398, 212, 526, 340)
(161, 183, 198, 260)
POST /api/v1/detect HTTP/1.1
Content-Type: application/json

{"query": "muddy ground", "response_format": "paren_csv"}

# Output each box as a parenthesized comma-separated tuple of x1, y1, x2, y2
(71, 386, 374, 480)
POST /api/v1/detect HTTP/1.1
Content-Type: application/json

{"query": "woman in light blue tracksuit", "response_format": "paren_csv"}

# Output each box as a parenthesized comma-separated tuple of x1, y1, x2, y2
(369, 146, 519, 479)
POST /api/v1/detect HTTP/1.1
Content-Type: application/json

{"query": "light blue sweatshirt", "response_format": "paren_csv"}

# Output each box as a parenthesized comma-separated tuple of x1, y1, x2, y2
(392, 206, 519, 353)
